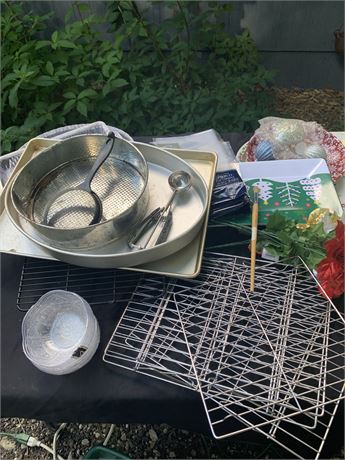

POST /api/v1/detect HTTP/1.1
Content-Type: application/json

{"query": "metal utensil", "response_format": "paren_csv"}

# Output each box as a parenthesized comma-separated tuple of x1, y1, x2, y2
(155, 210, 173, 245)
(128, 170, 192, 250)
(44, 132, 116, 228)
(11, 134, 149, 250)
(127, 207, 163, 249)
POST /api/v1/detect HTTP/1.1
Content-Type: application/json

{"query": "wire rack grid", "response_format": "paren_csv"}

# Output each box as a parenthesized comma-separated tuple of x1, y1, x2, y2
(173, 255, 345, 459)
(103, 252, 345, 459)
(16, 257, 141, 311)
(103, 275, 197, 389)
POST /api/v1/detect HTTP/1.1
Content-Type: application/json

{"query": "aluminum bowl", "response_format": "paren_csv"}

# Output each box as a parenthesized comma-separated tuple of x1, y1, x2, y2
(11, 134, 149, 250)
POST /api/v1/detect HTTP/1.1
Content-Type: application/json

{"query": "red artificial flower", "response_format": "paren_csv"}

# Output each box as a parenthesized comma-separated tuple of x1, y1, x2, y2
(317, 257, 344, 299)
(317, 220, 344, 298)
(324, 221, 344, 264)
(336, 220, 345, 239)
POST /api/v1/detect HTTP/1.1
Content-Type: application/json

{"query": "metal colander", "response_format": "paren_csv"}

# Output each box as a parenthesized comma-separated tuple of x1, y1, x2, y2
(32, 158, 146, 229)
(11, 135, 149, 250)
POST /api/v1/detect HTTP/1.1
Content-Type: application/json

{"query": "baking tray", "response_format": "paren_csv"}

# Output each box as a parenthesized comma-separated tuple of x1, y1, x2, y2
(0, 139, 217, 278)
(6, 142, 209, 267)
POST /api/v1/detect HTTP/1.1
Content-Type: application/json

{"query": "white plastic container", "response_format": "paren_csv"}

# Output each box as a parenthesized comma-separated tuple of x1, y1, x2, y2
(22, 290, 100, 375)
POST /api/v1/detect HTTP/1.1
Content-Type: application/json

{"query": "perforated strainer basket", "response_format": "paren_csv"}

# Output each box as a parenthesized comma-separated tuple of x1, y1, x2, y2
(10, 135, 149, 250)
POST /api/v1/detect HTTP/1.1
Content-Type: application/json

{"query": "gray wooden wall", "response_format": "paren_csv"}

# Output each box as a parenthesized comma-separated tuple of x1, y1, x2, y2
(24, 1, 344, 90)
(241, 1, 344, 90)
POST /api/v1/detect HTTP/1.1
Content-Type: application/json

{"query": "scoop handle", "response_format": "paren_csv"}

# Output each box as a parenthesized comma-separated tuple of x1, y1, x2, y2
(155, 210, 172, 245)
(127, 207, 163, 249)
(81, 132, 116, 191)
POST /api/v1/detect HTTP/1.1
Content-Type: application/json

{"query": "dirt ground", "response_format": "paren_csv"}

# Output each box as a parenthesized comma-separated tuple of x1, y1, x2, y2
(271, 87, 344, 132)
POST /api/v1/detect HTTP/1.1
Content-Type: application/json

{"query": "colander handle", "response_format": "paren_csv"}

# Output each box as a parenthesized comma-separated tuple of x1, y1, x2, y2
(80, 132, 116, 191)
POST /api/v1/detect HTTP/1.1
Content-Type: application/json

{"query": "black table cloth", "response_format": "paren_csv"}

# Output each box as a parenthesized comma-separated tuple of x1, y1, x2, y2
(1, 252, 205, 427)
(0, 132, 251, 430)
(1, 133, 343, 457)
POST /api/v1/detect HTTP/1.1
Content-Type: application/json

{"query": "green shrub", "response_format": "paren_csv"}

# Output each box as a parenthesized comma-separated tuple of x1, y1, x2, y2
(1, 0, 275, 155)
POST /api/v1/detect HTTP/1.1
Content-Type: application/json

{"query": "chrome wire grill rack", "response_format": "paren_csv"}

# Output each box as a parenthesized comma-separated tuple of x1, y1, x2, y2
(17, 257, 141, 311)
(103, 252, 345, 459)
(103, 276, 196, 389)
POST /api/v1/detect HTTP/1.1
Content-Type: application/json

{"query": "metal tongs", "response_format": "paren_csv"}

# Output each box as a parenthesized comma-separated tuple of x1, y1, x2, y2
(128, 170, 192, 250)
(128, 206, 173, 250)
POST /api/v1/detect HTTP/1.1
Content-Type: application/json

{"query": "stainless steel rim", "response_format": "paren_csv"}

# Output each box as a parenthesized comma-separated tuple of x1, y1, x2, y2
(11, 135, 149, 231)
(5, 143, 209, 263)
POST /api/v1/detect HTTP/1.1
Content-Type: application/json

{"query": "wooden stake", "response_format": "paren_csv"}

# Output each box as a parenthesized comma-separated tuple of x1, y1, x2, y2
(250, 186, 259, 292)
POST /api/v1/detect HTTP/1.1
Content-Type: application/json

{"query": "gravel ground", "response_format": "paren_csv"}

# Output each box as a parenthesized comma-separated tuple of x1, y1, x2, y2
(0, 418, 292, 459)
(1, 87, 344, 460)
(1, 417, 344, 459)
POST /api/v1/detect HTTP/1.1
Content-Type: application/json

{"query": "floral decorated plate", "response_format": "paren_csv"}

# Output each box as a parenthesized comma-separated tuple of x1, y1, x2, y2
(231, 158, 343, 225)
(236, 129, 345, 182)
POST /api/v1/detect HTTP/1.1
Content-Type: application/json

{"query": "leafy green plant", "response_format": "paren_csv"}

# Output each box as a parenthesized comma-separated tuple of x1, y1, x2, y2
(210, 212, 335, 269)
(1, 0, 275, 155)
(256, 212, 335, 269)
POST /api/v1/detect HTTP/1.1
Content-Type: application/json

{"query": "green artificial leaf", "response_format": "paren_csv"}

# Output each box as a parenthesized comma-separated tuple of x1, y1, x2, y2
(309, 222, 326, 236)
(226, 209, 334, 270)
(258, 213, 333, 269)
(266, 211, 288, 232)
(306, 251, 326, 270)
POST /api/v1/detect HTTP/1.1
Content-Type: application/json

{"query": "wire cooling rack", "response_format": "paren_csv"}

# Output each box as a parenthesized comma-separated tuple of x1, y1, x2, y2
(103, 252, 345, 459)
(103, 275, 196, 389)
(17, 257, 141, 311)
(174, 255, 345, 459)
